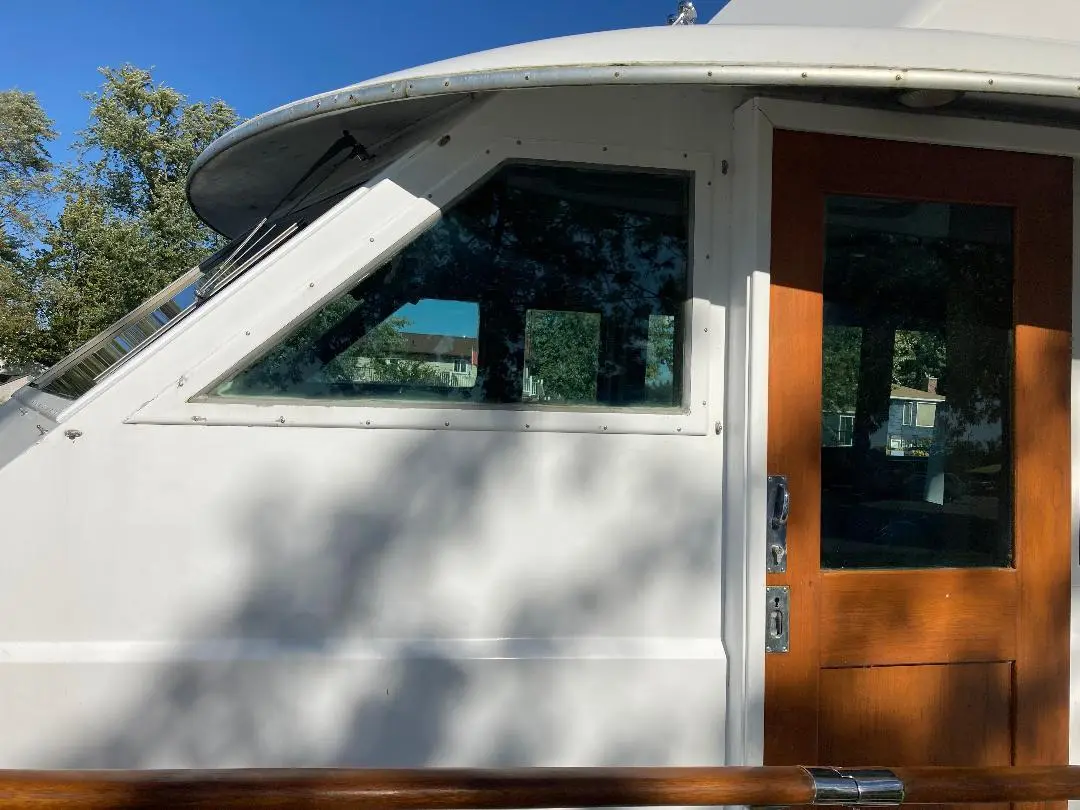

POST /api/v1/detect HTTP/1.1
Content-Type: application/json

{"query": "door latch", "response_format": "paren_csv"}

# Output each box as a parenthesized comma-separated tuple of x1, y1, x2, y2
(766, 585, 789, 653)
(767, 474, 790, 573)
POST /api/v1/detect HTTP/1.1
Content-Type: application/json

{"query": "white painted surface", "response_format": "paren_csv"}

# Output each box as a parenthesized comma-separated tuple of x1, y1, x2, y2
(711, 0, 1080, 44)
(0, 376, 29, 405)
(0, 87, 734, 771)
(189, 18, 1080, 234)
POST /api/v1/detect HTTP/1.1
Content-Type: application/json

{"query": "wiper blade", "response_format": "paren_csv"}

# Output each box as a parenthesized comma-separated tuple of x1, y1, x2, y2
(194, 218, 302, 303)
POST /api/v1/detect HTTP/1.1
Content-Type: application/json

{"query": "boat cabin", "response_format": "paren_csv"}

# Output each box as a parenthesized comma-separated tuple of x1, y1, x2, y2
(0, 0, 1076, 783)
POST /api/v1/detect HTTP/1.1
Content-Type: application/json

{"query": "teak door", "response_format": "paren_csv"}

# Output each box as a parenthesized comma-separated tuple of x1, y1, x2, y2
(765, 131, 1072, 780)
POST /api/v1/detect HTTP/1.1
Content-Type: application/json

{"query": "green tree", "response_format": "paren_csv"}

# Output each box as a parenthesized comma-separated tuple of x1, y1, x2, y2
(0, 90, 55, 368)
(31, 65, 237, 366)
(0, 89, 55, 249)
(892, 329, 946, 390)
(822, 325, 862, 414)
(524, 310, 601, 402)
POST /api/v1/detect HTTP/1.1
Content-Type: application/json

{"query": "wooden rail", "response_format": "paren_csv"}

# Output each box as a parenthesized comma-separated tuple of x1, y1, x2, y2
(0, 766, 1080, 808)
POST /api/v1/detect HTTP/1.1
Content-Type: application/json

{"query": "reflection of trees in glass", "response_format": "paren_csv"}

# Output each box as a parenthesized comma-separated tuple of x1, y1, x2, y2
(822, 325, 861, 414)
(824, 199, 1012, 449)
(219, 301, 439, 395)
(524, 310, 600, 402)
(821, 198, 1015, 568)
(523, 310, 676, 404)
(216, 163, 690, 405)
(646, 314, 676, 399)
(891, 330, 945, 390)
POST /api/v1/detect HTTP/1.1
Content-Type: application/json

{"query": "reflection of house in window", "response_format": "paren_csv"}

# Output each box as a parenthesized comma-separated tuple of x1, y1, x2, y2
(822, 410, 856, 447)
(888, 382, 945, 456)
(837, 414, 854, 446)
(352, 331, 479, 389)
(400, 333, 477, 386)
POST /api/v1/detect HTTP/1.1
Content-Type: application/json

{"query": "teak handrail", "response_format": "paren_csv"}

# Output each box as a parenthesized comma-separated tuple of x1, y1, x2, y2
(0, 765, 1080, 808)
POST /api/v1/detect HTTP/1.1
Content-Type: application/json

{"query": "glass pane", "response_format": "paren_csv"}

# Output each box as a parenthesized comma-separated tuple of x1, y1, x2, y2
(30, 212, 311, 402)
(821, 196, 1013, 569)
(209, 163, 691, 408)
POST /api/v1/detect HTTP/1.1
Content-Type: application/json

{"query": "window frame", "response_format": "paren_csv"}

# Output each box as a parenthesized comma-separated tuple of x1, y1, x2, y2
(915, 401, 937, 428)
(129, 136, 716, 436)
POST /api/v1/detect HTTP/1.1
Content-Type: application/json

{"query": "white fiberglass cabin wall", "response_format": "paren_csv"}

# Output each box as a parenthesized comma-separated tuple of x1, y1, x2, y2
(0, 0, 1078, 791)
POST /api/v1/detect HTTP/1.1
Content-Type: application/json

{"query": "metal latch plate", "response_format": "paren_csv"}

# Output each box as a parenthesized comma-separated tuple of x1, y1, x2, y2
(766, 585, 789, 653)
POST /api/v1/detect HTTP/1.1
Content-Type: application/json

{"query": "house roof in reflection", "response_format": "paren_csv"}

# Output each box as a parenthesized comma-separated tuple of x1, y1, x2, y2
(890, 384, 945, 402)
(400, 333, 477, 360)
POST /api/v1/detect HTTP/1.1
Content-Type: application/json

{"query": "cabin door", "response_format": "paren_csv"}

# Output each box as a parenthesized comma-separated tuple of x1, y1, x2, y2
(764, 130, 1072, 776)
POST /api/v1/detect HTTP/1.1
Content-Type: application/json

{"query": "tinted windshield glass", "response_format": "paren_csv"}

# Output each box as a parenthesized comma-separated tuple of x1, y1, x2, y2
(208, 162, 692, 409)
(30, 214, 311, 401)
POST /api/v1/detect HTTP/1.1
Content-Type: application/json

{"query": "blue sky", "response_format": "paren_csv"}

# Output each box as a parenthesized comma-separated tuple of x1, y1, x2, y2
(3, 0, 728, 159)
(3, 0, 727, 338)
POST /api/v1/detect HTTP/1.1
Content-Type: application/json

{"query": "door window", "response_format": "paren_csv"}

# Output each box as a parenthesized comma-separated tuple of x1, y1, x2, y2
(820, 196, 1013, 569)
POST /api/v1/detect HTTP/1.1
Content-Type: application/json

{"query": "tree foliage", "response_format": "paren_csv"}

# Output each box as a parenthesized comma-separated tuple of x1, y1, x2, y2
(0, 66, 238, 369)
(0, 89, 55, 248)
(524, 310, 600, 402)
(0, 90, 56, 369)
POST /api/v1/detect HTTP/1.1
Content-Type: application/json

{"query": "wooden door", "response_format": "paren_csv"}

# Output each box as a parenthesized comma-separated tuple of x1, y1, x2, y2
(764, 131, 1072, 784)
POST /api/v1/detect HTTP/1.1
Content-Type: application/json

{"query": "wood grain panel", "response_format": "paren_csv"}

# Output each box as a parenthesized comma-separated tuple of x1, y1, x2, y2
(819, 663, 1013, 766)
(1011, 153, 1073, 778)
(763, 128, 825, 766)
(820, 569, 1018, 667)
(765, 130, 1071, 800)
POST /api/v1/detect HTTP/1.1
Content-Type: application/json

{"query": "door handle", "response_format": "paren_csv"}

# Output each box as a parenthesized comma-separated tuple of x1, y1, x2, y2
(767, 474, 790, 573)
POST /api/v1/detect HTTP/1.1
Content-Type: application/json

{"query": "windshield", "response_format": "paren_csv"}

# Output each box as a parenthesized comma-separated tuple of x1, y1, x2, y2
(28, 129, 382, 404)
(29, 212, 313, 401)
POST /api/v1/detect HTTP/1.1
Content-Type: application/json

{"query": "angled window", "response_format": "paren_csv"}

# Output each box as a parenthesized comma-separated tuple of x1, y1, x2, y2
(204, 162, 692, 409)
(29, 209, 320, 401)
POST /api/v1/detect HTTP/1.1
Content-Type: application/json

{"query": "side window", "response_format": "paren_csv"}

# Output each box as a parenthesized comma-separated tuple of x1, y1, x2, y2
(205, 162, 692, 409)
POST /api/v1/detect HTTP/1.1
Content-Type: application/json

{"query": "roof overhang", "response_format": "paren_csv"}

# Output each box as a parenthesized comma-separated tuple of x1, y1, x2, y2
(188, 24, 1080, 238)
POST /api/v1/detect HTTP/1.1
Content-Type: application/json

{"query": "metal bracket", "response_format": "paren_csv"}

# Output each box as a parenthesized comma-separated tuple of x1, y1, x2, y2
(667, 0, 697, 25)
(765, 585, 789, 653)
(804, 767, 905, 806)
(767, 474, 790, 573)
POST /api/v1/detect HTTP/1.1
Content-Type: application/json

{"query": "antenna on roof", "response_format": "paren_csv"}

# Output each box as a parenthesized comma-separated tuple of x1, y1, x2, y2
(668, 0, 697, 25)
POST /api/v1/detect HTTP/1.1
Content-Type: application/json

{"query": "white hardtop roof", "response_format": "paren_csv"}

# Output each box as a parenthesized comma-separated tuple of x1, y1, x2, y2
(710, 0, 1080, 43)
(189, 4, 1080, 237)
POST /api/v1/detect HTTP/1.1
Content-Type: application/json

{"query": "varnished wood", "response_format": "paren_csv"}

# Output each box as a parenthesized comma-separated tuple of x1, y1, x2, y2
(765, 129, 1072, 793)
(897, 767, 1080, 804)
(764, 127, 825, 766)
(819, 663, 1013, 765)
(0, 767, 817, 809)
(819, 569, 1017, 667)
(1, 766, 1080, 807)
(1011, 152, 1073, 777)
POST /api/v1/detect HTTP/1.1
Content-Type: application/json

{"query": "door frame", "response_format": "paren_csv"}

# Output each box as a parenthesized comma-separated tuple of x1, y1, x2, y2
(724, 95, 1080, 768)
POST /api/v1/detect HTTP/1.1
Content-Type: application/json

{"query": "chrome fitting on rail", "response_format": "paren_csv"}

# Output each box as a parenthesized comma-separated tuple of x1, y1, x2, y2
(804, 767, 905, 806)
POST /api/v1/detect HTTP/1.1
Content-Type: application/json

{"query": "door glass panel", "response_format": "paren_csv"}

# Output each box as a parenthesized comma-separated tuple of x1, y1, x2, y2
(821, 196, 1013, 569)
